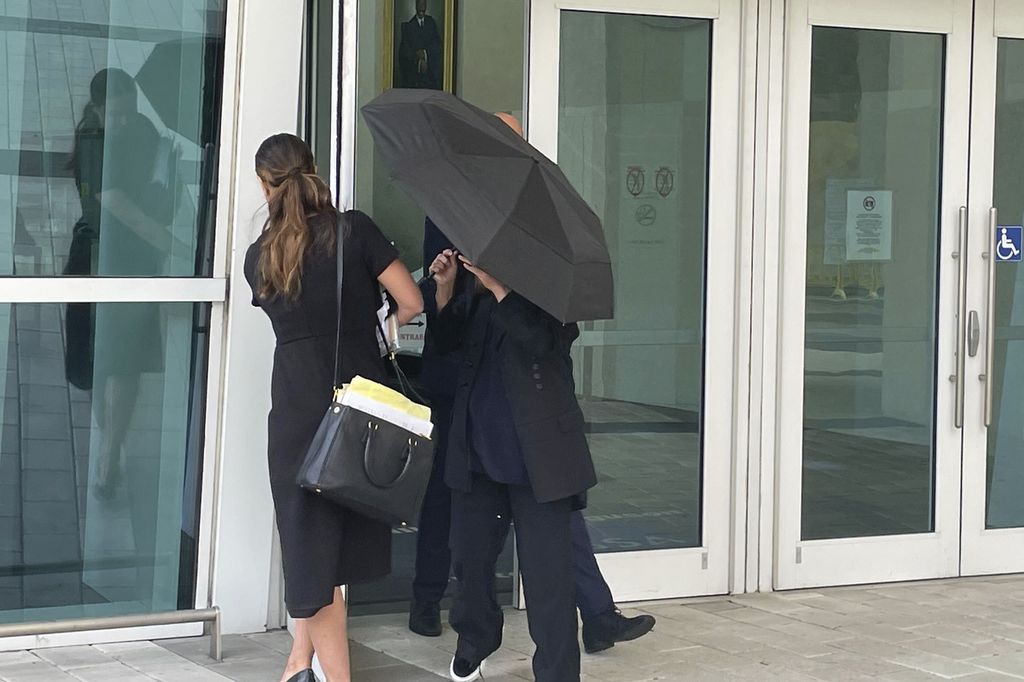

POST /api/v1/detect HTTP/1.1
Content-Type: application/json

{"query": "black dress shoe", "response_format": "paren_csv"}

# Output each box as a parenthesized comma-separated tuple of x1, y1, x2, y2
(582, 609, 657, 654)
(409, 600, 443, 637)
(285, 670, 318, 682)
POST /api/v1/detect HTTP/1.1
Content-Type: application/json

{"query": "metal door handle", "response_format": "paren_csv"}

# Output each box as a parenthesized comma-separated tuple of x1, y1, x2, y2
(953, 206, 968, 428)
(984, 207, 997, 426)
(968, 310, 980, 357)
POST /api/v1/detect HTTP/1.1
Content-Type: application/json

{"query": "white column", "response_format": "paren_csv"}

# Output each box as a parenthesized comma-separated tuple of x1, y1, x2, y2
(210, 0, 305, 635)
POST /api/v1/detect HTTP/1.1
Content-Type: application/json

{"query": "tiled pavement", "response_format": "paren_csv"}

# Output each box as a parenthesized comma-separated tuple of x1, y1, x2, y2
(4, 575, 1024, 680)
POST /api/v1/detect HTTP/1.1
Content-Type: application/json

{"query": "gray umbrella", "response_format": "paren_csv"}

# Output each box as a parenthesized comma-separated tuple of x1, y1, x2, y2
(362, 88, 614, 323)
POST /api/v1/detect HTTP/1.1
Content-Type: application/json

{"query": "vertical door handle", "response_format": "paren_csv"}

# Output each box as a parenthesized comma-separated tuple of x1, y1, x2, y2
(953, 206, 968, 428)
(968, 310, 981, 357)
(984, 207, 997, 427)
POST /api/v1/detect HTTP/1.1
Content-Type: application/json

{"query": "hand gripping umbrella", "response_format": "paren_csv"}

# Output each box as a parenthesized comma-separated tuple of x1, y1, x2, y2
(362, 88, 613, 323)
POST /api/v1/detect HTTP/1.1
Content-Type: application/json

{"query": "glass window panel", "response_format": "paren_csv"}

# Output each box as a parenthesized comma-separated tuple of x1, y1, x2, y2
(986, 38, 1024, 530)
(1, 2, 226, 277)
(0, 302, 209, 622)
(350, 0, 525, 614)
(801, 28, 944, 541)
(559, 11, 711, 552)
(305, 0, 336, 172)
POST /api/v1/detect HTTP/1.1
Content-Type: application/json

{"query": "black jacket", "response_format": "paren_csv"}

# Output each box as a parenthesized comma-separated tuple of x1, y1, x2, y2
(429, 289, 597, 504)
(398, 15, 443, 89)
(419, 218, 466, 403)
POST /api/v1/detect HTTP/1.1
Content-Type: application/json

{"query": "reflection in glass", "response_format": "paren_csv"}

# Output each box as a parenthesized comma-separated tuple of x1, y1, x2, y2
(986, 39, 1024, 529)
(0, 303, 209, 623)
(2, 2, 225, 277)
(801, 28, 944, 540)
(559, 12, 711, 552)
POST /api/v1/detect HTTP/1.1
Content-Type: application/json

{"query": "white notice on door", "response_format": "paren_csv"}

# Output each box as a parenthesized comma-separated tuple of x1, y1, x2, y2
(846, 190, 892, 261)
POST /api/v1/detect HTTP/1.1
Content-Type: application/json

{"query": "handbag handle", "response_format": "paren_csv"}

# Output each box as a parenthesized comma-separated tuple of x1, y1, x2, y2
(332, 213, 346, 392)
(374, 317, 428, 404)
(362, 422, 417, 488)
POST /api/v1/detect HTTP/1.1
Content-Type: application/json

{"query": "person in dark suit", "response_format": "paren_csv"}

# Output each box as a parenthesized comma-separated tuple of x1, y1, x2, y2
(407, 217, 464, 632)
(398, 0, 443, 90)
(412, 217, 656, 655)
(427, 240, 594, 681)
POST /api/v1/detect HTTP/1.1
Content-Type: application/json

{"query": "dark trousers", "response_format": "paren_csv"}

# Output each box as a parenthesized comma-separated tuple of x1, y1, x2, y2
(570, 511, 615, 620)
(450, 475, 580, 682)
(413, 399, 453, 603)
(414, 411, 614, 618)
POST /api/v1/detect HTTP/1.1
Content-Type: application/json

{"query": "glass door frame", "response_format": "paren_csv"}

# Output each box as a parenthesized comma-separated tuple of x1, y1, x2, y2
(527, 0, 742, 601)
(774, 0, 973, 590)
(960, 0, 1024, 576)
(0, 0, 244, 646)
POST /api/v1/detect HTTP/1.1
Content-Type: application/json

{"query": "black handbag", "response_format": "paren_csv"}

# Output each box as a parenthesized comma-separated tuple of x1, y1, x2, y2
(296, 213, 435, 527)
(64, 219, 97, 390)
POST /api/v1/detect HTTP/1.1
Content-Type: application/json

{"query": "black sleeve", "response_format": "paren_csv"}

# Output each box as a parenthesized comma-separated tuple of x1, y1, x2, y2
(428, 290, 473, 355)
(420, 277, 439, 317)
(492, 292, 579, 356)
(243, 242, 262, 307)
(348, 210, 399, 279)
(422, 217, 457, 317)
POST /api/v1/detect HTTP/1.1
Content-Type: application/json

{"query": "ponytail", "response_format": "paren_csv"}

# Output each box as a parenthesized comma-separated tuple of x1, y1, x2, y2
(255, 134, 335, 301)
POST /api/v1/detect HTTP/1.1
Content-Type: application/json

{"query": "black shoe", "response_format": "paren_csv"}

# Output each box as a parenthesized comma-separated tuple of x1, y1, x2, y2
(582, 609, 656, 654)
(285, 670, 318, 682)
(409, 600, 443, 637)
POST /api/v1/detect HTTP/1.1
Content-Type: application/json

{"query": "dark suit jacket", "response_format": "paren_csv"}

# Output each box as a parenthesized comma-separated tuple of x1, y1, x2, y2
(419, 217, 464, 403)
(399, 15, 443, 89)
(429, 288, 597, 504)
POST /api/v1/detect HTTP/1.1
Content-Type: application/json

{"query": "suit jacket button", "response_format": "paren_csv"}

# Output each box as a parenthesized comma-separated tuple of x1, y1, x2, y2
(535, 383, 543, 390)
(532, 363, 540, 370)
(533, 373, 541, 380)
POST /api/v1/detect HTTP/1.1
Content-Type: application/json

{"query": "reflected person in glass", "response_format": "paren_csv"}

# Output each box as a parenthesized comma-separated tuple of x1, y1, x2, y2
(65, 68, 173, 498)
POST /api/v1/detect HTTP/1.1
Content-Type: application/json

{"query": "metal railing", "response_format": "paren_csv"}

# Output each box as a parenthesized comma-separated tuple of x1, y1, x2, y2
(0, 607, 222, 661)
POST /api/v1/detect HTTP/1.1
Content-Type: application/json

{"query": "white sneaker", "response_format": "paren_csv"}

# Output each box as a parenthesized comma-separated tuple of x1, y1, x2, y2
(449, 656, 487, 681)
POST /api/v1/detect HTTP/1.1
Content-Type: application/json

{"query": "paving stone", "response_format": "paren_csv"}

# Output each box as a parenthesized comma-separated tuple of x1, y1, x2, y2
(0, 652, 38, 668)
(0, 659, 78, 681)
(837, 621, 928, 644)
(63, 662, 153, 681)
(885, 650, 986, 678)
(970, 651, 1024, 678)
(31, 645, 111, 669)
(903, 636, 990, 661)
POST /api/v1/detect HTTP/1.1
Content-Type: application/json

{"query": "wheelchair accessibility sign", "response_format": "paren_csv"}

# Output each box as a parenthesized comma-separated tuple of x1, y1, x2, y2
(996, 226, 1023, 263)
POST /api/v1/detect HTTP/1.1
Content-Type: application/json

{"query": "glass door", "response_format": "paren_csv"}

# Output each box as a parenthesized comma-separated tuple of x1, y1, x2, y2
(961, 0, 1024, 575)
(775, 0, 972, 588)
(0, 0, 228, 633)
(528, 0, 740, 600)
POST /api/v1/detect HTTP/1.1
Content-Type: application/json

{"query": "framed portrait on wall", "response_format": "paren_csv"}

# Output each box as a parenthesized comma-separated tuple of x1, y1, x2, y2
(383, 0, 456, 92)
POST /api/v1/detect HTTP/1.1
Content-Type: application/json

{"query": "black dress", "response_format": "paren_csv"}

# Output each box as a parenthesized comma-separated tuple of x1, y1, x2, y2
(244, 209, 398, 618)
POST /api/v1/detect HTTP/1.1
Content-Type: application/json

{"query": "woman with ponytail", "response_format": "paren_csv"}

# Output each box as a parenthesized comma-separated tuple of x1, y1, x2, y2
(244, 133, 422, 682)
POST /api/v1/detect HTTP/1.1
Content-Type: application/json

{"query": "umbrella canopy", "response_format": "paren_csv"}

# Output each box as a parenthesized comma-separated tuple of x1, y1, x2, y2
(362, 88, 614, 323)
(135, 36, 223, 145)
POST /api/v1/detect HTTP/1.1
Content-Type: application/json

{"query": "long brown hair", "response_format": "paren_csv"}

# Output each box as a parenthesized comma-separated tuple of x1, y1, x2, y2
(254, 133, 335, 300)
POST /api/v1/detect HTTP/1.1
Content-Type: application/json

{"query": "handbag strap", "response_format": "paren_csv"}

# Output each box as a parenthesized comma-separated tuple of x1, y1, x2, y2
(332, 212, 345, 393)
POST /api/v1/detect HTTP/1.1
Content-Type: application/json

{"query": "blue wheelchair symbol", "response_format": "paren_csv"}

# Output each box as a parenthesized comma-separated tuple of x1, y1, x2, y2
(996, 226, 1022, 263)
